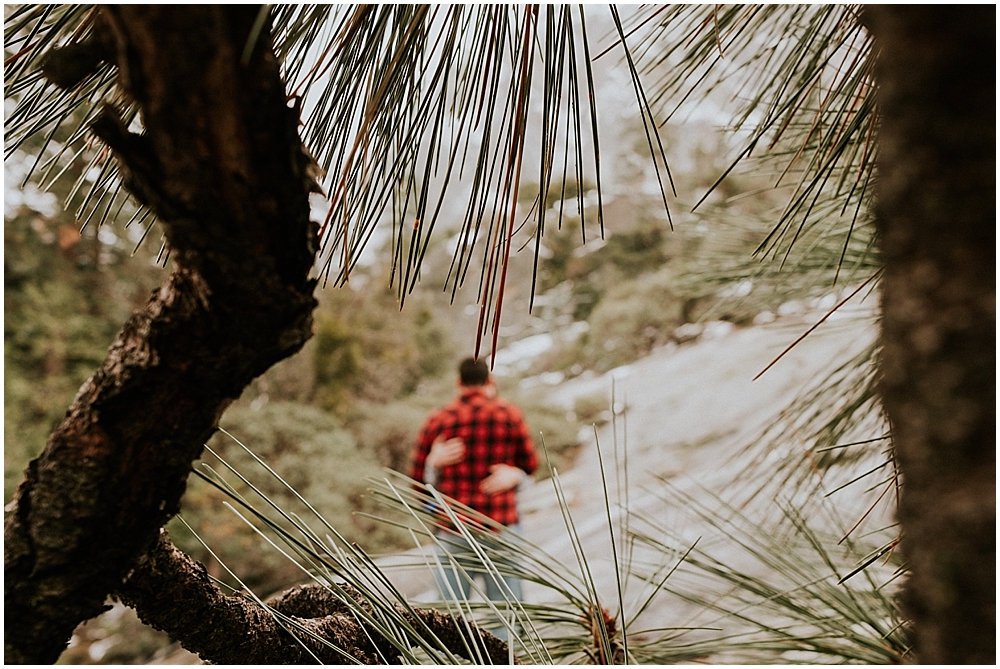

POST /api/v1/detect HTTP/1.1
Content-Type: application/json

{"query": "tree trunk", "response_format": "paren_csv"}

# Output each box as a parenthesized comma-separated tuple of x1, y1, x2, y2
(864, 5, 995, 663)
(4, 7, 319, 663)
(4, 8, 511, 664)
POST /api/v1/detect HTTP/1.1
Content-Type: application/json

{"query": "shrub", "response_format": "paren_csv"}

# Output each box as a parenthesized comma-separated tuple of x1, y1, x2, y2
(345, 380, 454, 474)
(171, 401, 411, 596)
(573, 268, 685, 372)
(573, 392, 613, 427)
(311, 285, 450, 413)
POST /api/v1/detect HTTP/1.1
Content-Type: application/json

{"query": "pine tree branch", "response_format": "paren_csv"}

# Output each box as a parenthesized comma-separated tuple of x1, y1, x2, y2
(3, 6, 318, 662)
(118, 530, 515, 665)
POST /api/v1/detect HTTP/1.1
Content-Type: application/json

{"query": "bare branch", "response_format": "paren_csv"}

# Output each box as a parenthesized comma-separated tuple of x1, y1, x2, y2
(119, 531, 516, 665)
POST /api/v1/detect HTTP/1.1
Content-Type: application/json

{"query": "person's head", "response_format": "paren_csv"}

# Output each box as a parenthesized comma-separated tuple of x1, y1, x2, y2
(458, 357, 490, 387)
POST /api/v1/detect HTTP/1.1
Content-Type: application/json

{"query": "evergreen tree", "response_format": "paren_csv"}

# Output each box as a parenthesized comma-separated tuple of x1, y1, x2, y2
(3, 5, 993, 663)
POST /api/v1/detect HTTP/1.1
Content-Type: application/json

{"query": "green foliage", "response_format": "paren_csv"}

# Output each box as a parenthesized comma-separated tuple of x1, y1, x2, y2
(539, 216, 670, 321)
(568, 267, 684, 373)
(171, 402, 411, 596)
(4, 207, 161, 501)
(525, 120, 789, 378)
(311, 282, 449, 413)
(312, 312, 362, 407)
(345, 380, 455, 474)
(637, 5, 876, 256)
(629, 483, 907, 664)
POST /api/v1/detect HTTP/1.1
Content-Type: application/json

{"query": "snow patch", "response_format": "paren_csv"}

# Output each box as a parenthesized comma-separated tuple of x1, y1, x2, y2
(492, 333, 555, 375)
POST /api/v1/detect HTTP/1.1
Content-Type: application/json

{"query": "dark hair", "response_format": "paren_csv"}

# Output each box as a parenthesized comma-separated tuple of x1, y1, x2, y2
(459, 357, 490, 386)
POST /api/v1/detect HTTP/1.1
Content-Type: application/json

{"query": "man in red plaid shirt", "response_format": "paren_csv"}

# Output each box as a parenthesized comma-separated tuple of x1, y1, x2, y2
(410, 357, 537, 630)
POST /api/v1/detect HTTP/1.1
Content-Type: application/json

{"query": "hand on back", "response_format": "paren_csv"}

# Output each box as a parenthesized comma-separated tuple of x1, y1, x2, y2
(428, 435, 526, 495)
(479, 464, 525, 495)
(426, 436, 465, 469)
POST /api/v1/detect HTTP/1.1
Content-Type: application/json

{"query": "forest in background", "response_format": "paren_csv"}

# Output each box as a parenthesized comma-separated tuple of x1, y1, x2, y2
(5, 5, 989, 665)
(4, 112, 840, 663)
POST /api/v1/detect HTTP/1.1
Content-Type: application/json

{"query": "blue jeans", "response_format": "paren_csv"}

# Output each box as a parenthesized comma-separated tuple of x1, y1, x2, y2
(433, 524, 523, 639)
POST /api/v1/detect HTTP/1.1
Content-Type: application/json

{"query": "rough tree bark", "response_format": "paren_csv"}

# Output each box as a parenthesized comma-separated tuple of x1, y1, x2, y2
(864, 5, 995, 663)
(117, 530, 514, 665)
(12, 4, 991, 665)
(4, 7, 513, 664)
(3, 6, 322, 663)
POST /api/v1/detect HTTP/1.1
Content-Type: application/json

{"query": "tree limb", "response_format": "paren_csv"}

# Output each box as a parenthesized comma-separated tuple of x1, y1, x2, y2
(4, 7, 318, 662)
(117, 530, 516, 665)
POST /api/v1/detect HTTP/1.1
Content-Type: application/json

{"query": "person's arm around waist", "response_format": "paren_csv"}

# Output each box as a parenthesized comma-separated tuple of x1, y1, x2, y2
(479, 463, 527, 495)
(423, 436, 465, 486)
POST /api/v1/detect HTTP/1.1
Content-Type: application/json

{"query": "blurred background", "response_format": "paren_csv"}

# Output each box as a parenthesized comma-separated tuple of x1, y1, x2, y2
(4, 7, 881, 663)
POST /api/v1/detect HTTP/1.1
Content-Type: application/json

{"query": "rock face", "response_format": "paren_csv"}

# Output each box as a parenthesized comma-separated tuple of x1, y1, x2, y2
(516, 304, 884, 653)
(394, 304, 881, 618)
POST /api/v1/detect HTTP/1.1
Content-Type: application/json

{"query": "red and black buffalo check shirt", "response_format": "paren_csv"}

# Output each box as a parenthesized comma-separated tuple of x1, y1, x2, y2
(410, 386, 537, 528)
